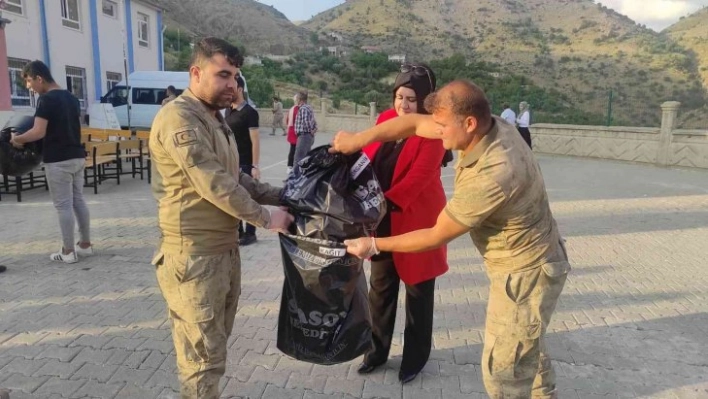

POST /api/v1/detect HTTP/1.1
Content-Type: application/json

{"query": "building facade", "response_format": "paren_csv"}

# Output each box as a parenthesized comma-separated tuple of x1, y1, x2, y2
(1, 0, 163, 112)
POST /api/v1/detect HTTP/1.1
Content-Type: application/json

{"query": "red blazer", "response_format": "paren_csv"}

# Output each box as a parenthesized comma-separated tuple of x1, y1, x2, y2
(364, 108, 449, 285)
(285, 105, 299, 145)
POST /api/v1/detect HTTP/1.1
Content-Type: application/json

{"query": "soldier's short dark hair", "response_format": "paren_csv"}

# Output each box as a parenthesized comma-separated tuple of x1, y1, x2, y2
(425, 80, 491, 125)
(190, 37, 244, 68)
(167, 85, 176, 93)
(22, 60, 55, 84)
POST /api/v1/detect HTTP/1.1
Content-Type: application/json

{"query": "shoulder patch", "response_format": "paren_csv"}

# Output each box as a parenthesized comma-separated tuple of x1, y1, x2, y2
(173, 130, 198, 147)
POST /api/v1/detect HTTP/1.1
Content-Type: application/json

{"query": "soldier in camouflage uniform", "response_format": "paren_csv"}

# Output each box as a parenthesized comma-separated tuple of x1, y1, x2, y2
(149, 37, 293, 399)
(334, 80, 570, 399)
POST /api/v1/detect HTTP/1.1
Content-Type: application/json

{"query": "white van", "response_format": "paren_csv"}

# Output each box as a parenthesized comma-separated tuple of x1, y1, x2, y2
(99, 71, 252, 130)
(100, 71, 189, 130)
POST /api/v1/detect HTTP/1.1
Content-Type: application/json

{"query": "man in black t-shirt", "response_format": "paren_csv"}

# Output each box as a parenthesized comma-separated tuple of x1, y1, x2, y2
(10, 60, 93, 264)
(224, 75, 261, 246)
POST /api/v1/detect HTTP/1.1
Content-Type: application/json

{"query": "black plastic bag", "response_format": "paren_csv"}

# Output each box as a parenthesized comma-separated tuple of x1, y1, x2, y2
(276, 234, 372, 365)
(0, 115, 43, 177)
(281, 145, 386, 240)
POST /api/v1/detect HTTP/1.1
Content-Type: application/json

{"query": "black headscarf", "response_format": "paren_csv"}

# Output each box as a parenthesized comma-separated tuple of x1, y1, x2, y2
(391, 63, 437, 114)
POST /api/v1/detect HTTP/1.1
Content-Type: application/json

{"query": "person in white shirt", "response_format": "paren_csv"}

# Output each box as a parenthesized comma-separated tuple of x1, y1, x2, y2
(500, 103, 516, 126)
(516, 101, 532, 148)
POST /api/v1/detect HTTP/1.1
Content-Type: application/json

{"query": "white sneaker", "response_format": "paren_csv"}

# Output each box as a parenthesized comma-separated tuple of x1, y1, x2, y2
(50, 250, 78, 264)
(75, 243, 94, 257)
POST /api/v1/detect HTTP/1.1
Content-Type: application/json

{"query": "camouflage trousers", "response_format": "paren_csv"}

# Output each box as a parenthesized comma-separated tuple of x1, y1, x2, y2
(482, 260, 570, 398)
(154, 249, 241, 399)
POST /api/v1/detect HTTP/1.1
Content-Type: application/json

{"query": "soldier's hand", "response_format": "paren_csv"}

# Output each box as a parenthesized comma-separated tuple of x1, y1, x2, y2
(266, 207, 293, 234)
(251, 168, 261, 181)
(329, 131, 364, 154)
(343, 237, 379, 259)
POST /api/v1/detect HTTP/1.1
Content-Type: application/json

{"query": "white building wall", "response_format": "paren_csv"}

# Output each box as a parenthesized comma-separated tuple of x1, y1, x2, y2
(98, 0, 128, 97)
(4, 1, 44, 63)
(2, 0, 162, 111)
(43, 0, 95, 109)
(130, 1, 159, 72)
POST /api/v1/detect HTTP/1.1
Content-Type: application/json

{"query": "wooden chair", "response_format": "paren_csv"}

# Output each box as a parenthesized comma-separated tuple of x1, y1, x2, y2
(84, 141, 120, 194)
(136, 131, 152, 183)
(90, 130, 110, 141)
(117, 139, 144, 179)
(106, 129, 133, 140)
(0, 169, 48, 202)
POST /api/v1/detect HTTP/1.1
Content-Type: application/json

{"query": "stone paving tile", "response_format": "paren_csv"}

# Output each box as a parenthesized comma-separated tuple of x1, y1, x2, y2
(1, 134, 708, 398)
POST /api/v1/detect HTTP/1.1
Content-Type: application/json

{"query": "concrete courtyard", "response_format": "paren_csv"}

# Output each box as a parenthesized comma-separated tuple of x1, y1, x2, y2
(0, 132, 707, 398)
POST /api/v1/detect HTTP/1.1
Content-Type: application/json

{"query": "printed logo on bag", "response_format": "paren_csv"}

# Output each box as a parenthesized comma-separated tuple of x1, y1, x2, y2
(319, 247, 346, 257)
(287, 299, 347, 339)
(353, 179, 384, 211)
(349, 154, 370, 180)
(283, 174, 307, 198)
(291, 247, 359, 267)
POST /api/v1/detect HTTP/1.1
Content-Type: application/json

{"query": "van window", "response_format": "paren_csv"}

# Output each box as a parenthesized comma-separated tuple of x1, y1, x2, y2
(102, 85, 128, 107)
(133, 88, 185, 105)
(133, 88, 160, 105)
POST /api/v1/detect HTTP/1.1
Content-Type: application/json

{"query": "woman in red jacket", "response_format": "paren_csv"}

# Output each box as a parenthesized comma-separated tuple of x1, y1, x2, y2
(357, 64, 448, 384)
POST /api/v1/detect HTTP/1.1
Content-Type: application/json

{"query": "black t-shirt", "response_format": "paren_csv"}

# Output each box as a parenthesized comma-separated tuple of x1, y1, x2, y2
(35, 89, 85, 163)
(225, 103, 259, 166)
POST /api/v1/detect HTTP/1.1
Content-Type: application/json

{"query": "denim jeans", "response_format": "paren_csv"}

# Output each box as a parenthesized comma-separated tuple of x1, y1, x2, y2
(45, 158, 91, 251)
(292, 133, 314, 175)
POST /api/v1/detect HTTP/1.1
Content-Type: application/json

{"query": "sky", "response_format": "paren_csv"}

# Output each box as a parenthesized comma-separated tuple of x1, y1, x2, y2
(256, 0, 708, 31)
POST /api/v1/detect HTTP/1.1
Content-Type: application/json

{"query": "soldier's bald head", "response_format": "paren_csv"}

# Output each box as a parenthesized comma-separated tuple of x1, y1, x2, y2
(424, 80, 492, 126)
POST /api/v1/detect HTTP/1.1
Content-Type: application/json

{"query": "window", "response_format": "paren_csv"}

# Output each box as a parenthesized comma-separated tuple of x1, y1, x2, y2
(137, 12, 149, 47)
(106, 71, 122, 91)
(65, 66, 87, 109)
(102, 0, 117, 18)
(60, 0, 81, 30)
(102, 85, 128, 107)
(3, 0, 24, 15)
(8, 58, 32, 107)
(133, 88, 159, 105)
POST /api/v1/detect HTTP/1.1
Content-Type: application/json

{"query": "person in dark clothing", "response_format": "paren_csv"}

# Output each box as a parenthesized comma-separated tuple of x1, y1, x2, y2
(357, 63, 449, 384)
(224, 75, 261, 246)
(10, 60, 93, 264)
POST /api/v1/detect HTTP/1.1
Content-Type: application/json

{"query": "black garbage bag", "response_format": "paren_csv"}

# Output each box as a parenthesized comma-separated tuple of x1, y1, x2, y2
(281, 145, 386, 240)
(277, 234, 372, 365)
(0, 114, 43, 177)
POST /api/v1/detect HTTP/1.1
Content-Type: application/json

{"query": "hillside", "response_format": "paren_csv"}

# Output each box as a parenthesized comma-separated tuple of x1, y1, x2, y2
(665, 7, 708, 128)
(154, 0, 312, 55)
(666, 7, 708, 87)
(304, 0, 706, 127)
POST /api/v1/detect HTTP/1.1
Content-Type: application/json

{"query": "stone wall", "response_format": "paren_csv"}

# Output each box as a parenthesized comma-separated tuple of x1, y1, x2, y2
(532, 101, 708, 169)
(4, 100, 707, 169)
(257, 100, 377, 133)
(532, 124, 661, 164)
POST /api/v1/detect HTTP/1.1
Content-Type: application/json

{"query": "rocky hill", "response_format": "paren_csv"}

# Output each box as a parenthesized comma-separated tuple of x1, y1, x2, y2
(304, 0, 706, 126)
(666, 7, 708, 87)
(154, 0, 312, 55)
(665, 7, 708, 128)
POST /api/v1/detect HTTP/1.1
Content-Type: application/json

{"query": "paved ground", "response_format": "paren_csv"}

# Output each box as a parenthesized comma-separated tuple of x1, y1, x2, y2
(1, 132, 707, 399)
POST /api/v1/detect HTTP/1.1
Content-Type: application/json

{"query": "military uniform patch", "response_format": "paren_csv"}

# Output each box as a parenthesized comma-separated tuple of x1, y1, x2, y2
(174, 130, 198, 147)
